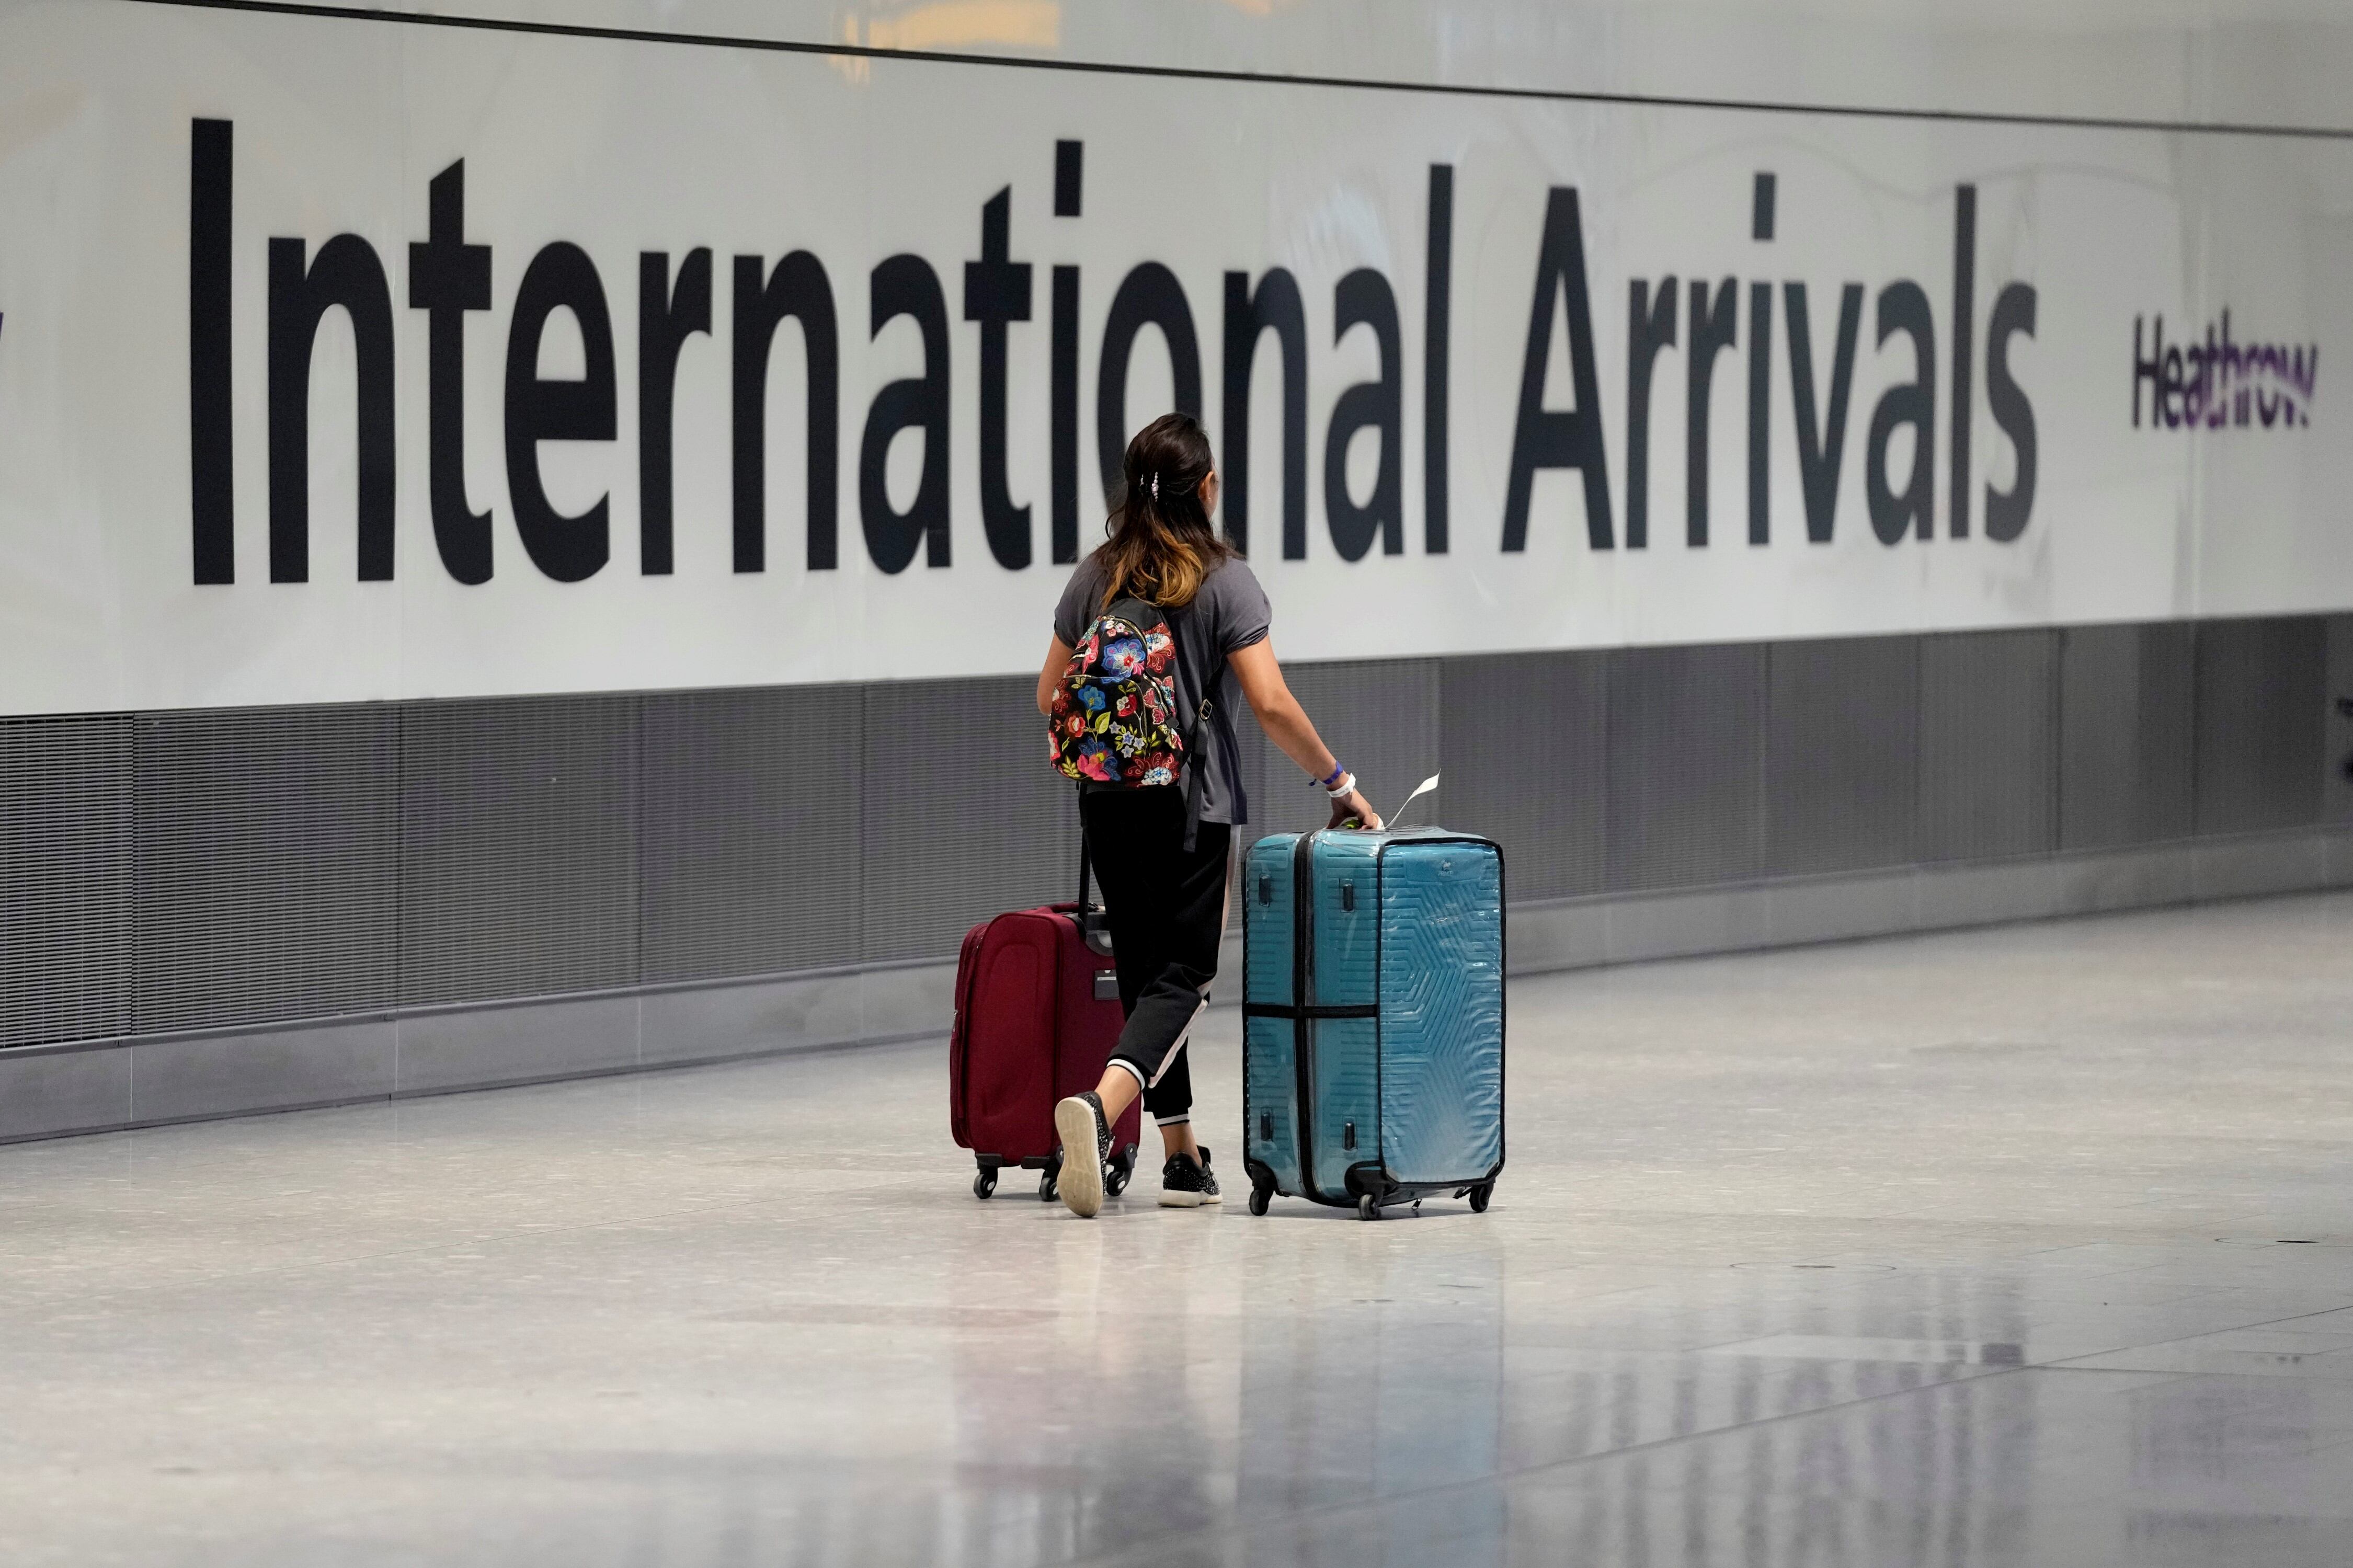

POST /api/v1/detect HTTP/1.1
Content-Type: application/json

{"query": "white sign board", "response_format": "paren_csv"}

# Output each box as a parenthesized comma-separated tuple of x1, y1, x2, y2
(0, 4, 2343, 715)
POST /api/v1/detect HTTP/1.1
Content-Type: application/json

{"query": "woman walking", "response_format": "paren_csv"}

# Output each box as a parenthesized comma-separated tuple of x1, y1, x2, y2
(1039, 413, 1380, 1219)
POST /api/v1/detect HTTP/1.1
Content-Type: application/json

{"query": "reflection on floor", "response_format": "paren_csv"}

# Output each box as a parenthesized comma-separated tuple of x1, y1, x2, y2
(3, 891, 2352, 1566)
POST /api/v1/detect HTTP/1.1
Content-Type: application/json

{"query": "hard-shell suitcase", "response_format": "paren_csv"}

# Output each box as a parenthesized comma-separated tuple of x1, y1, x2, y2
(950, 859, 1143, 1202)
(1240, 827, 1505, 1219)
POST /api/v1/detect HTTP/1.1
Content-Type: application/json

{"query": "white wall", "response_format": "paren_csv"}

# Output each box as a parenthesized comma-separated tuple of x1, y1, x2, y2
(0, 0, 2344, 715)
(258, 0, 2353, 127)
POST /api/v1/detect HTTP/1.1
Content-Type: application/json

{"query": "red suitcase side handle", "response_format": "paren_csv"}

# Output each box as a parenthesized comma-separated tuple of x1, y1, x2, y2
(947, 919, 991, 1148)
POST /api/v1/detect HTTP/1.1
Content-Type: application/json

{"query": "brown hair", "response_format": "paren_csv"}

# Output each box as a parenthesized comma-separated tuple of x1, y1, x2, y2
(1095, 412, 1233, 610)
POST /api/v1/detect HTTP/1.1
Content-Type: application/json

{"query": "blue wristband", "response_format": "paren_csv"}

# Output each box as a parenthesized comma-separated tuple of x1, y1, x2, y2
(1315, 763, 1346, 791)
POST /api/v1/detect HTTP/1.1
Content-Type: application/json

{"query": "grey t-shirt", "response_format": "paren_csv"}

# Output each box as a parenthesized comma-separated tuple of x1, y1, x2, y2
(1053, 554, 1272, 825)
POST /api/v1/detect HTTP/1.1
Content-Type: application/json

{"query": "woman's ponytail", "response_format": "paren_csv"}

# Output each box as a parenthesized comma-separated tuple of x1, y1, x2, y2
(1097, 412, 1231, 610)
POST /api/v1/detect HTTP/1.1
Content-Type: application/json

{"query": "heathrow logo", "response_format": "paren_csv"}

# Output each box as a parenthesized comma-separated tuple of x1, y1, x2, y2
(2131, 312, 2318, 430)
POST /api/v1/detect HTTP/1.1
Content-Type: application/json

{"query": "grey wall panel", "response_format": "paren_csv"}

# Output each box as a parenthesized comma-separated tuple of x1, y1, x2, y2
(641, 686, 864, 982)
(4, 617, 2343, 1065)
(1606, 643, 1765, 891)
(131, 1019, 397, 1124)
(398, 697, 641, 1006)
(1918, 630, 2057, 862)
(395, 995, 638, 1094)
(0, 1047, 132, 1141)
(2139, 623, 2200, 839)
(2057, 624, 2134, 852)
(1219, 660, 1435, 926)
(1225, 693, 1271, 905)
(2059, 623, 2196, 850)
(1226, 688, 1269, 831)
(1764, 636, 1917, 877)
(0, 717, 132, 1047)
(1252, 659, 1442, 840)
(1440, 650, 1608, 900)
(2321, 615, 2352, 825)
(861, 676, 1081, 965)
(134, 706, 398, 1035)
(2195, 616, 2325, 836)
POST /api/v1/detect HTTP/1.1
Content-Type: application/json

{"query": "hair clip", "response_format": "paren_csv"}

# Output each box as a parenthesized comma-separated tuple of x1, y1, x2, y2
(1149, 473, 1160, 500)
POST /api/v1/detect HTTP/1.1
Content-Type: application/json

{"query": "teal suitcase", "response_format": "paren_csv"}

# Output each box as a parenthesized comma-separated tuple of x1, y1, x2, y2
(1240, 827, 1505, 1219)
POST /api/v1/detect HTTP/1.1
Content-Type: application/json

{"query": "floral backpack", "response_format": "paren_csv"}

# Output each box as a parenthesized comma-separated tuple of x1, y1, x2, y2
(1049, 594, 1217, 841)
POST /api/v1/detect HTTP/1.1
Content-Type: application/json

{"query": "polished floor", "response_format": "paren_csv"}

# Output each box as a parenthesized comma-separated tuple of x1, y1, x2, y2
(3, 892, 2352, 1566)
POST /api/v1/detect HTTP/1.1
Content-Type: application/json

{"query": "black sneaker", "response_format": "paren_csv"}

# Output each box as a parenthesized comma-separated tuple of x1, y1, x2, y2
(1159, 1144, 1223, 1208)
(1053, 1091, 1113, 1218)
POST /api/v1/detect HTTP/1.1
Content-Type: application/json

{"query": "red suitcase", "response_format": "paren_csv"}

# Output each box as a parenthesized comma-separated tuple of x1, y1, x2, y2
(949, 860, 1143, 1201)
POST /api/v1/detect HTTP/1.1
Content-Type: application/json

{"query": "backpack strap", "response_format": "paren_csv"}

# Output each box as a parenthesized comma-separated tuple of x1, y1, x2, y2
(1176, 637, 1232, 854)
(1099, 594, 1162, 634)
(1179, 694, 1213, 853)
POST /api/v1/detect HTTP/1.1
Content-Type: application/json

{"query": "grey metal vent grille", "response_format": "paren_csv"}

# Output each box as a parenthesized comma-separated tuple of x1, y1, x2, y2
(2059, 623, 2195, 850)
(1257, 659, 1443, 840)
(0, 616, 2331, 1054)
(1225, 696, 1272, 904)
(1918, 630, 2057, 862)
(2329, 616, 2353, 825)
(2129, 622, 2198, 843)
(1765, 636, 1918, 877)
(1441, 651, 1607, 900)
(0, 716, 132, 1047)
(642, 686, 864, 982)
(1606, 643, 1766, 891)
(2196, 617, 2324, 836)
(133, 706, 397, 1036)
(861, 676, 1080, 964)
(398, 697, 641, 1007)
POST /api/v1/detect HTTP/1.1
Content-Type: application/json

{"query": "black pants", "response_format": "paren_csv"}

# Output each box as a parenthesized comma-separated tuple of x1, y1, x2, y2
(1079, 787, 1232, 1125)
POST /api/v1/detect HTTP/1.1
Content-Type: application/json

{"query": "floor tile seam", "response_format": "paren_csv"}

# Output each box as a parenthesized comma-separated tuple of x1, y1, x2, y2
(0, 1035, 951, 1154)
(2038, 1300, 2353, 1371)
(1058, 1362, 2046, 1568)
(1503, 890, 2353, 990)
(1425, 1218, 2340, 1255)
(0, 1184, 833, 1308)
(0, 1130, 965, 1243)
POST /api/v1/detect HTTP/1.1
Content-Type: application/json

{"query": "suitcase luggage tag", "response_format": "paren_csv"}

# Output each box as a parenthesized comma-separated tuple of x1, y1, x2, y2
(1389, 773, 1439, 827)
(1338, 773, 1438, 832)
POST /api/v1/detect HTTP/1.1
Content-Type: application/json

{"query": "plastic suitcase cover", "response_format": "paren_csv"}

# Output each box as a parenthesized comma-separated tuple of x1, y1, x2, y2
(1241, 828, 1504, 1210)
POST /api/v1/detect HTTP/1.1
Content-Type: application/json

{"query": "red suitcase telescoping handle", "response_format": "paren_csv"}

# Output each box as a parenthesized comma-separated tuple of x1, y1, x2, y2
(1050, 837, 1114, 958)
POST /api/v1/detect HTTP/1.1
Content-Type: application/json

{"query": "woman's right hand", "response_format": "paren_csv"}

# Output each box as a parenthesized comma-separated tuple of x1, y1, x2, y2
(1328, 786, 1383, 831)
